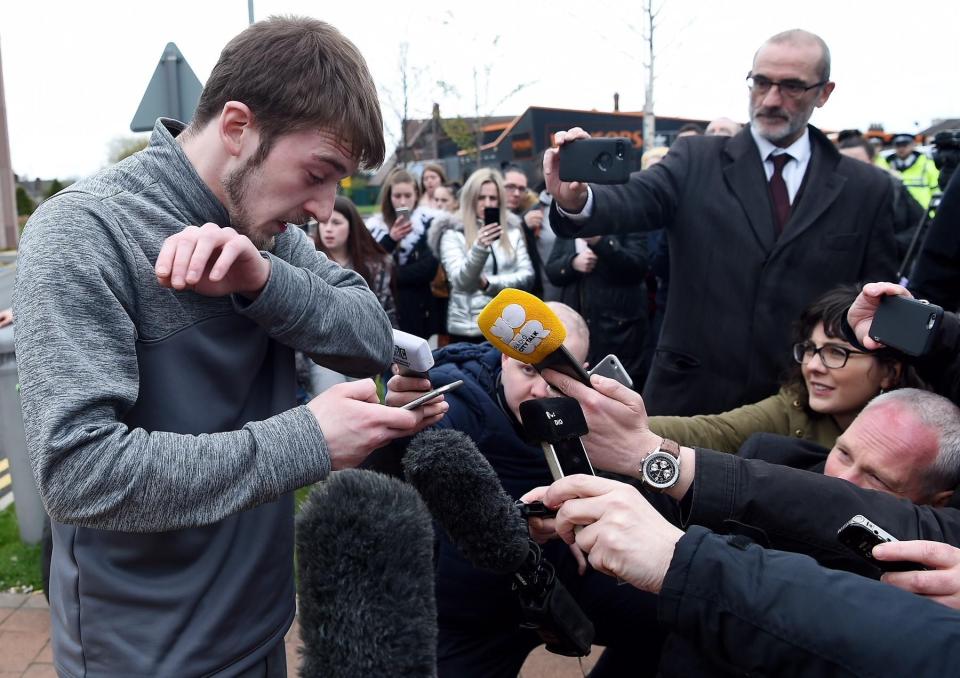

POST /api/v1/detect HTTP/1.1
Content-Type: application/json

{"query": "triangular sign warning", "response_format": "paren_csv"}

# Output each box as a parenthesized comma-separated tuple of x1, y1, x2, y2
(130, 42, 203, 132)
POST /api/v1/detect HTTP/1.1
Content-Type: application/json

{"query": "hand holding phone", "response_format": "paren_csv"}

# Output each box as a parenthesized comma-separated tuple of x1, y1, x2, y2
(837, 515, 924, 572)
(588, 354, 634, 389)
(400, 379, 464, 410)
(869, 295, 943, 357)
(559, 138, 632, 185)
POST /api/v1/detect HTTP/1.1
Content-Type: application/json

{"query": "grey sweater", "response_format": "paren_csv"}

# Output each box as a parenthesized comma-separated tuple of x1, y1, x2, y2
(14, 119, 393, 676)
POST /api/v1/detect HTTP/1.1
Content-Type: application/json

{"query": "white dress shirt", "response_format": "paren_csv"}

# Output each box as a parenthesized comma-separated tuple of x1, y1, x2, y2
(559, 125, 814, 220)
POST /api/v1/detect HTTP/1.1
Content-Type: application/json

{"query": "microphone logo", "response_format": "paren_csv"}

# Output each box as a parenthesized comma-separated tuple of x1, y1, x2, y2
(490, 304, 552, 355)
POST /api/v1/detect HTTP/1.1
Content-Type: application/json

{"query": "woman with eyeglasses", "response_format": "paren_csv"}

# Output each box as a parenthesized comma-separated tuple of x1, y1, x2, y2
(649, 285, 922, 453)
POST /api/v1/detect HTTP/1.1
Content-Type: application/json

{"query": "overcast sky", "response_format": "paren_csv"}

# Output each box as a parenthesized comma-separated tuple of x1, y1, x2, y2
(2, 0, 958, 179)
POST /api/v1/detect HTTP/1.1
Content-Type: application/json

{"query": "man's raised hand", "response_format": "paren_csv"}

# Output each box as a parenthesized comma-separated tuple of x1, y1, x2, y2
(155, 223, 270, 298)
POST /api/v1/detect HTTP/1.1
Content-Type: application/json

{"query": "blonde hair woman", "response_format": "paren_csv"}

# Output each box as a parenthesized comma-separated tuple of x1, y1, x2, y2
(428, 168, 534, 343)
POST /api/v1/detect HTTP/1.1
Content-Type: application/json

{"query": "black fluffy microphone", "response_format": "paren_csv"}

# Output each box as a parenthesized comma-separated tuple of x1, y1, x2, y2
(403, 429, 594, 657)
(296, 469, 437, 677)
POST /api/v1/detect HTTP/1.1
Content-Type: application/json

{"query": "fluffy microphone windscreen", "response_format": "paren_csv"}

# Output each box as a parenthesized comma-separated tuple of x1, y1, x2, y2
(296, 469, 437, 678)
(477, 288, 566, 364)
(403, 429, 530, 574)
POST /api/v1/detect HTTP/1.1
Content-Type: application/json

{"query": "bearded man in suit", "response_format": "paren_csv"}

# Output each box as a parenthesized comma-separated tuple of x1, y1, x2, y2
(546, 29, 897, 416)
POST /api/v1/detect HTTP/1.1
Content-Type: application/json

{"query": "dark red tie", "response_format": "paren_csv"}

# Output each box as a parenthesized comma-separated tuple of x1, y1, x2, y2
(768, 153, 792, 235)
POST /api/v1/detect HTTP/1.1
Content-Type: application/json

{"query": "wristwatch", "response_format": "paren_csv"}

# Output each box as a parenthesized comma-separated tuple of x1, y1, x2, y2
(640, 438, 681, 491)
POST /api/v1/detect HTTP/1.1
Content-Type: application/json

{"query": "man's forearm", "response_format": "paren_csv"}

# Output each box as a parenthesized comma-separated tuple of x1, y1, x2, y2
(660, 526, 960, 676)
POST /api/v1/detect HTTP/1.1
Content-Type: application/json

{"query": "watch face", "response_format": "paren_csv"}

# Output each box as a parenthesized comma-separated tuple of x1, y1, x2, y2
(643, 451, 679, 489)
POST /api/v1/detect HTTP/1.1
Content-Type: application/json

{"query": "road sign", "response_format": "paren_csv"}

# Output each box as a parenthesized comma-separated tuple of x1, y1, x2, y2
(130, 42, 203, 132)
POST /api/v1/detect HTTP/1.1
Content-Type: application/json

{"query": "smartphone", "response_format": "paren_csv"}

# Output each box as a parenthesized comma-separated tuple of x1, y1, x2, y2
(483, 207, 500, 226)
(588, 354, 634, 389)
(836, 515, 923, 572)
(869, 295, 943, 357)
(400, 379, 464, 410)
(395, 206, 411, 221)
(559, 138, 632, 184)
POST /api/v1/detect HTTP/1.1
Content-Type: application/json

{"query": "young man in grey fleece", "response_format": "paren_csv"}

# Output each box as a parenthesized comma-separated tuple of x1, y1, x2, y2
(13, 17, 446, 678)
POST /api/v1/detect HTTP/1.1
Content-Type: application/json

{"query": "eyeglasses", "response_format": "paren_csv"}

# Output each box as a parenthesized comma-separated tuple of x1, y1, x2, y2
(504, 183, 527, 193)
(746, 74, 828, 99)
(792, 341, 867, 369)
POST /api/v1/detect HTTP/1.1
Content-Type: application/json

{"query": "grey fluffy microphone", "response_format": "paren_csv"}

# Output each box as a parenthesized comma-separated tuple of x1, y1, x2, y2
(402, 429, 530, 573)
(402, 429, 595, 657)
(296, 469, 437, 677)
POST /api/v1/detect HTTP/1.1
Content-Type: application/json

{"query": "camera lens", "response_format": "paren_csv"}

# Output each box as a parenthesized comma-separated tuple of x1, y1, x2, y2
(595, 152, 612, 172)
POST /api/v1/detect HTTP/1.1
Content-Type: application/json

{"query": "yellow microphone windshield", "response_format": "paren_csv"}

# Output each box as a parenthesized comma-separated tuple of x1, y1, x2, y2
(477, 289, 567, 364)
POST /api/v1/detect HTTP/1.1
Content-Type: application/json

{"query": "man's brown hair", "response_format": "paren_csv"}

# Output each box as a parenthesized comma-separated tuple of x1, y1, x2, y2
(190, 16, 384, 169)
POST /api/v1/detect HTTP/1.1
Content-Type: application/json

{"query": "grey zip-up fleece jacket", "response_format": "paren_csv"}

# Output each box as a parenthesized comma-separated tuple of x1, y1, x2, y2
(13, 119, 393, 676)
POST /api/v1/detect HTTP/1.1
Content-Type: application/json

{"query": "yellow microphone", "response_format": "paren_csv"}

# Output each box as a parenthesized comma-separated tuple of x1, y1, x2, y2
(477, 289, 593, 387)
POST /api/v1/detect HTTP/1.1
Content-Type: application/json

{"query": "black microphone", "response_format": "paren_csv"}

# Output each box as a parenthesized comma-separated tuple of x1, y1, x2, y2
(296, 469, 437, 677)
(519, 397, 596, 480)
(403, 429, 594, 657)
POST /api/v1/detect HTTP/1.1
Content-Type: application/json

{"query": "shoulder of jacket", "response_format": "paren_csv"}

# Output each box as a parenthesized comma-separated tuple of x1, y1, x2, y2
(427, 213, 465, 254)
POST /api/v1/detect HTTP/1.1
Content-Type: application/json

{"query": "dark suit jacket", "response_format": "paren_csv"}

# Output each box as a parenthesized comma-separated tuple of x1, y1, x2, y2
(551, 125, 898, 416)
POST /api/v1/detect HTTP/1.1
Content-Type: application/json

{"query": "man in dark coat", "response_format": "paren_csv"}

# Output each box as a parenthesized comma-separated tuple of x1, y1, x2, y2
(545, 232, 651, 387)
(546, 29, 898, 416)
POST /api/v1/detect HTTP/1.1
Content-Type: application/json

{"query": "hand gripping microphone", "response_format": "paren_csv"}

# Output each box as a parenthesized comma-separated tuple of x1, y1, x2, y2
(519, 397, 596, 480)
(477, 289, 592, 387)
(403, 429, 594, 657)
(392, 328, 435, 377)
(296, 469, 437, 677)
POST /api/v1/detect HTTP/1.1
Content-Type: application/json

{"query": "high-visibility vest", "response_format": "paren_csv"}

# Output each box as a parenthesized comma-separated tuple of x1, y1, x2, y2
(889, 153, 940, 210)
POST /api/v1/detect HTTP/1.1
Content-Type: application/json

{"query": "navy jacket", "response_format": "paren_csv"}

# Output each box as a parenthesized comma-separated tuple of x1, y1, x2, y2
(660, 526, 960, 676)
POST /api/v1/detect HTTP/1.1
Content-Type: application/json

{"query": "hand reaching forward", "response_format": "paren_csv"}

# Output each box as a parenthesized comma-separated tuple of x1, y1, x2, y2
(847, 281, 914, 350)
(877, 540, 960, 610)
(543, 474, 683, 593)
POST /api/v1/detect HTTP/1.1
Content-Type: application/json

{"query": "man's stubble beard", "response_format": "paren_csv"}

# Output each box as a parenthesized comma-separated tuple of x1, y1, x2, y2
(223, 155, 276, 251)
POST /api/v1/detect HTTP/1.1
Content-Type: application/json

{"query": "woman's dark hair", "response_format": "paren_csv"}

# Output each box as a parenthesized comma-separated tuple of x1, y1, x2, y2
(378, 168, 420, 225)
(784, 284, 922, 413)
(315, 196, 392, 291)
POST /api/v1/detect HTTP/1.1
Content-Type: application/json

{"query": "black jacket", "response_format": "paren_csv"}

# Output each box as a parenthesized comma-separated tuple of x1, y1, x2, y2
(658, 526, 960, 677)
(379, 231, 439, 339)
(551, 126, 898, 416)
(545, 232, 650, 386)
(909, 167, 960, 308)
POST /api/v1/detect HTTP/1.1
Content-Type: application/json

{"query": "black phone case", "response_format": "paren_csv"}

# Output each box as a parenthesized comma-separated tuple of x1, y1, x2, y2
(869, 296, 943, 357)
(483, 207, 500, 225)
(559, 138, 632, 184)
(837, 518, 922, 573)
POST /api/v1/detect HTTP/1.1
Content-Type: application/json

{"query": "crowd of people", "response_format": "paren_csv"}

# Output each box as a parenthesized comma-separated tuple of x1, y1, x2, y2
(9, 15, 960, 678)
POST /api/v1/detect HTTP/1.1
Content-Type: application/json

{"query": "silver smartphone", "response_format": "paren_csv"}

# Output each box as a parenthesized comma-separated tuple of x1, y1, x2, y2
(836, 514, 922, 572)
(395, 206, 411, 220)
(400, 379, 464, 410)
(588, 354, 634, 389)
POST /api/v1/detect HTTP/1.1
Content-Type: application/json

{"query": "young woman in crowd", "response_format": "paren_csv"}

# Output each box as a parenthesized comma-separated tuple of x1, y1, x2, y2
(428, 168, 534, 343)
(366, 168, 439, 339)
(418, 163, 447, 209)
(431, 183, 459, 213)
(649, 285, 921, 452)
(316, 196, 397, 327)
